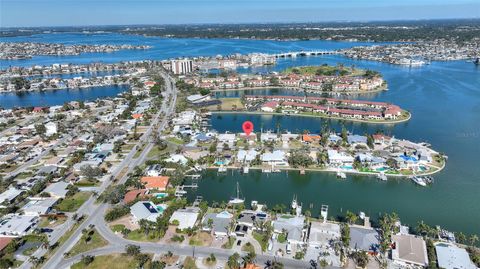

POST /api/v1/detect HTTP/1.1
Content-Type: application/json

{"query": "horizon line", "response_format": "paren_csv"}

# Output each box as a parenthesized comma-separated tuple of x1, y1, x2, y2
(1, 17, 479, 29)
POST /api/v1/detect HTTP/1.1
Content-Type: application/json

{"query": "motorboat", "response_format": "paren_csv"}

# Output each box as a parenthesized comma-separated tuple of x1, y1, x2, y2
(410, 176, 427, 186)
(377, 172, 388, 181)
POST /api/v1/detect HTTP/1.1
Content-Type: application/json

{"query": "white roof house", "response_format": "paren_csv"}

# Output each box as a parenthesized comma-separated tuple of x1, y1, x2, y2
(130, 201, 161, 223)
(237, 149, 259, 163)
(169, 208, 200, 230)
(0, 188, 23, 205)
(273, 215, 306, 244)
(435, 242, 477, 269)
(43, 181, 70, 198)
(261, 150, 288, 166)
(22, 198, 59, 216)
(308, 221, 341, 247)
(165, 154, 188, 165)
(0, 214, 39, 236)
(327, 150, 354, 165)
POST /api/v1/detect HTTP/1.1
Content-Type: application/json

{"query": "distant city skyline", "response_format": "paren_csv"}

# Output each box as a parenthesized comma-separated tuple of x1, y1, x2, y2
(1, 0, 479, 27)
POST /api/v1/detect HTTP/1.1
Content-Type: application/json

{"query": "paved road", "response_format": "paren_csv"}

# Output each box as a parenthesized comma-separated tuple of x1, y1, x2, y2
(18, 71, 176, 269)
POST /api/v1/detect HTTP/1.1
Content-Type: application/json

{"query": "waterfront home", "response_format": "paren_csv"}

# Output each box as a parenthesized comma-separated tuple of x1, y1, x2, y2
(21, 197, 59, 216)
(308, 221, 341, 248)
(261, 150, 288, 166)
(327, 150, 354, 167)
(130, 201, 163, 223)
(273, 214, 306, 244)
(0, 214, 38, 237)
(186, 94, 211, 104)
(302, 134, 321, 143)
(261, 101, 279, 112)
(201, 211, 234, 236)
(349, 226, 380, 254)
(392, 234, 429, 267)
(237, 149, 259, 163)
(237, 210, 270, 228)
(434, 242, 477, 269)
(43, 181, 70, 198)
(372, 134, 391, 145)
(169, 207, 200, 230)
(260, 132, 278, 142)
(140, 176, 169, 191)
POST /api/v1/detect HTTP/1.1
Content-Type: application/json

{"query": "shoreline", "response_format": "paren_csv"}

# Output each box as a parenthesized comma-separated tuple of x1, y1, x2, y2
(0, 83, 130, 95)
(210, 110, 412, 124)
(211, 84, 388, 95)
(205, 160, 446, 179)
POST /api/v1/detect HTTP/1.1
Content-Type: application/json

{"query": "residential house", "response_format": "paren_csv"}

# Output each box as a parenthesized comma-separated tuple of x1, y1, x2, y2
(169, 207, 200, 230)
(140, 176, 169, 191)
(392, 234, 429, 267)
(202, 211, 233, 236)
(130, 201, 162, 223)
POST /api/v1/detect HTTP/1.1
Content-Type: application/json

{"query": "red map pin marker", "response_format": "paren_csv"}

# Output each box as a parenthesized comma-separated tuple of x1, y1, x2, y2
(242, 121, 254, 136)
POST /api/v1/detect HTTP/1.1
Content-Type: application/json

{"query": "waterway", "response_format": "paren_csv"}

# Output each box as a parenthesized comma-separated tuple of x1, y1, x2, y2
(0, 85, 128, 108)
(1, 33, 479, 236)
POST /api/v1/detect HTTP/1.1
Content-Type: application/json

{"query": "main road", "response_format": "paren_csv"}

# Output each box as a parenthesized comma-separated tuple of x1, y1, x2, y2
(19, 70, 176, 269)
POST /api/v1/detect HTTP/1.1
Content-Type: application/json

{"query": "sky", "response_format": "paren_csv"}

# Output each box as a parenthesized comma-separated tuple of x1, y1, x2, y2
(1, 0, 479, 27)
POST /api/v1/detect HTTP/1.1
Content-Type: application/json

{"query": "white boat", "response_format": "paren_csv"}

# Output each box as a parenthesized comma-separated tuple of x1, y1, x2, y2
(251, 200, 258, 208)
(377, 172, 388, 181)
(228, 182, 245, 205)
(411, 176, 427, 187)
(336, 171, 346, 179)
(262, 168, 272, 173)
(359, 212, 366, 220)
(291, 195, 298, 209)
(272, 168, 281, 173)
(243, 166, 249, 174)
(218, 165, 227, 173)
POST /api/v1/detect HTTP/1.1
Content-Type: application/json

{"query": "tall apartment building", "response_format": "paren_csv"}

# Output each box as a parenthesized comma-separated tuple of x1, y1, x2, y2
(171, 59, 193, 74)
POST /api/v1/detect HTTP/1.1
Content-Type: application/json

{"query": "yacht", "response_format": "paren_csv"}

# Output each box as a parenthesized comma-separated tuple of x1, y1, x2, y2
(228, 182, 245, 205)
(377, 172, 388, 181)
(336, 171, 347, 179)
(410, 176, 427, 187)
(218, 165, 227, 173)
(243, 166, 249, 174)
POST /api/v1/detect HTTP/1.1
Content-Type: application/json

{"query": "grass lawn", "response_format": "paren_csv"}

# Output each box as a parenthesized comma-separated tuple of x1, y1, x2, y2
(74, 179, 99, 187)
(206, 98, 244, 111)
(71, 254, 140, 269)
(189, 232, 212, 246)
(68, 229, 108, 257)
(110, 224, 126, 233)
(277, 233, 287, 243)
(55, 192, 91, 212)
(166, 137, 185, 145)
(241, 242, 255, 253)
(14, 171, 33, 180)
(125, 229, 159, 242)
(252, 232, 268, 252)
(183, 257, 198, 269)
(38, 216, 67, 228)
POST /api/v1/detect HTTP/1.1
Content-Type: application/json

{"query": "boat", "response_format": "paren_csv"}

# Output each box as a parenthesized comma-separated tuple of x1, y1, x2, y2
(218, 165, 227, 173)
(377, 172, 388, 181)
(262, 168, 272, 173)
(272, 168, 281, 173)
(336, 171, 347, 179)
(474, 57, 480, 66)
(228, 182, 245, 205)
(243, 166, 249, 174)
(291, 194, 298, 209)
(410, 176, 427, 186)
(359, 212, 366, 220)
(251, 200, 258, 209)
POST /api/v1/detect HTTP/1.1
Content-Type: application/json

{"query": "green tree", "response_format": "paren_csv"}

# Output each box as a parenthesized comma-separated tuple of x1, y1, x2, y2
(125, 244, 141, 256)
(227, 252, 240, 269)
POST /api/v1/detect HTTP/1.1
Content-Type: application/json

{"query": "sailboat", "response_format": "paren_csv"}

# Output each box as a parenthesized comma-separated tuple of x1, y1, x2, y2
(228, 182, 245, 205)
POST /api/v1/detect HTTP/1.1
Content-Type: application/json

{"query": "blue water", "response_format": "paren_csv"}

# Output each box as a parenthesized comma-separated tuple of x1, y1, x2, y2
(0, 33, 479, 236)
(0, 32, 389, 68)
(0, 85, 128, 108)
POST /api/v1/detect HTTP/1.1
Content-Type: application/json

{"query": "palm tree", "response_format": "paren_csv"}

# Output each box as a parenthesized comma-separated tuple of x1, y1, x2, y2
(469, 234, 479, 246)
(456, 232, 467, 244)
